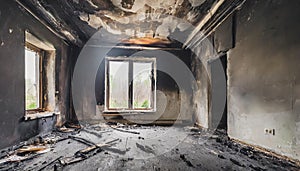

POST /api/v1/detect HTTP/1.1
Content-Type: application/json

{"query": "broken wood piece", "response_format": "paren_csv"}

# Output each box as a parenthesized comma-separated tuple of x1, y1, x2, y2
(16, 145, 48, 155)
(105, 138, 120, 144)
(68, 136, 96, 146)
(0, 153, 40, 165)
(64, 123, 82, 129)
(79, 143, 110, 154)
(57, 127, 76, 133)
(0, 155, 29, 164)
(60, 138, 121, 166)
(53, 136, 69, 143)
(136, 143, 155, 154)
(77, 138, 120, 154)
(109, 125, 140, 134)
(102, 147, 129, 155)
(59, 156, 86, 166)
(37, 156, 62, 171)
(180, 154, 194, 167)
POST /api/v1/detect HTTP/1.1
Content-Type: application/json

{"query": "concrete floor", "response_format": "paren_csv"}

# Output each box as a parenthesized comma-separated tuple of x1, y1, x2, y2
(0, 123, 299, 171)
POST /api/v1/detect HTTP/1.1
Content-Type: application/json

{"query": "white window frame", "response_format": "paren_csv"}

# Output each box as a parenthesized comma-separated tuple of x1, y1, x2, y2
(104, 56, 156, 113)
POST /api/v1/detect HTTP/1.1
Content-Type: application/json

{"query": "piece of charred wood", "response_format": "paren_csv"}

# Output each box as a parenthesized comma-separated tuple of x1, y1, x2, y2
(37, 156, 62, 171)
(68, 136, 96, 146)
(60, 138, 120, 166)
(101, 146, 130, 155)
(180, 154, 194, 168)
(136, 143, 155, 154)
(76, 138, 120, 154)
(59, 156, 86, 166)
(77, 143, 110, 154)
(109, 125, 140, 134)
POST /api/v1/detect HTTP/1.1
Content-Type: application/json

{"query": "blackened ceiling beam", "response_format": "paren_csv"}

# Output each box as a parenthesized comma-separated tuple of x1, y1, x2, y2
(15, 0, 67, 43)
(197, 0, 246, 46)
(15, 0, 83, 46)
(184, 0, 246, 49)
(184, 0, 226, 47)
(41, 0, 97, 42)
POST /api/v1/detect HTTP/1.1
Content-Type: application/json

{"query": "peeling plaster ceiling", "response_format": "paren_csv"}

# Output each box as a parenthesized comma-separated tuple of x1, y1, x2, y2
(18, 0, 218, 45)
(77, 0, 214, 38)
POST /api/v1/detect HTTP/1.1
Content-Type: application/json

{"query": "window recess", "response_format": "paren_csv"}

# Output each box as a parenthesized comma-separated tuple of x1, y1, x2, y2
(25, 43, 43, 111)
(105, 57, 156, 112)
(25, 31, 56, 117)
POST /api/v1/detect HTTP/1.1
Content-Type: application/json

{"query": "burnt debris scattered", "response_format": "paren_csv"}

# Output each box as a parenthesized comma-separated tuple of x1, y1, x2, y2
(0, 123, 298, 171)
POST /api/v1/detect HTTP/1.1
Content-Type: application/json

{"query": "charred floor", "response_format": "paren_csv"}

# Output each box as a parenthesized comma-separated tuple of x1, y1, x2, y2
(0, 0, 300, 170)
(0, 123, 299, 171)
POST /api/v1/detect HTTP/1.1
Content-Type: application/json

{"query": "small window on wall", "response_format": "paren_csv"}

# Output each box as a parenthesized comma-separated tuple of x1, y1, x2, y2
(25, 43, 42, 111)
(24, 31, 56, 118)
(105, 57, 156, 112)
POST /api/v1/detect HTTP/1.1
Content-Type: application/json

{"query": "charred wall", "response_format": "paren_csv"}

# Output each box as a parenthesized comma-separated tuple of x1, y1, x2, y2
(97, 48, 194, 123)
(226, 0, 300, 161)
(0, 1, 74, 148)
(73, 43, 197, 123)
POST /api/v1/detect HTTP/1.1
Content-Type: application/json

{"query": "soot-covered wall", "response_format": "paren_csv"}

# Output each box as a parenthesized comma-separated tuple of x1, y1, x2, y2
(0, 1, 74, 148)
(227, 0, 300, 161)
(73, 44, 199, 123)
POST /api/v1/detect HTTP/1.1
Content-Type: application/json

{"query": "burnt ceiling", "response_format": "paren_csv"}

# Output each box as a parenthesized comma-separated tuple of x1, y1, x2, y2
(15, 0, 244, 47)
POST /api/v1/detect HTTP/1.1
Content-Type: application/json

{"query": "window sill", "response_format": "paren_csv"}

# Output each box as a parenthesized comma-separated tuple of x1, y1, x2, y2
(24, 111, 60, 121)
(103, 110, 156, 114)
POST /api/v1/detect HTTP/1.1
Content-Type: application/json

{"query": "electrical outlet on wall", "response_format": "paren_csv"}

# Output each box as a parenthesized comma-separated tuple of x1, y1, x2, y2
(264, 128, 275, 135)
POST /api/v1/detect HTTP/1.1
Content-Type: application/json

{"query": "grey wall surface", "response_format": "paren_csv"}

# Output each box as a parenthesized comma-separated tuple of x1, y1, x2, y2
(0, 1, 73, 148)
(73, 43, 199, 123)
(227, 0, 300, 161)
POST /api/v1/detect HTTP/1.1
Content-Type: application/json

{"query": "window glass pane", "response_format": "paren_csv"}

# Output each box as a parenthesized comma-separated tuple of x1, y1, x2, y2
(25, 49, 39, 110)
(109, 61, 129, 108)
(133, 62, 152, 109)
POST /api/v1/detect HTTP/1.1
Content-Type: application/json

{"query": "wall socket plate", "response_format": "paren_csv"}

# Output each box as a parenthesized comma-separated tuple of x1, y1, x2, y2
(264, 128, 275, 135)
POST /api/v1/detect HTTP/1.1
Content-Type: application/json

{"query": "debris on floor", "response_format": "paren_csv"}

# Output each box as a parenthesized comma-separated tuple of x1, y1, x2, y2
(0, 123, 298, 171)
(136, 143, 155, 154)
(16, 145, 49, 155)
(57, 127, 77, 133)
(0, 154, 35, 165)
(180, 154, 195, 167)
(109, 125, 140, 134)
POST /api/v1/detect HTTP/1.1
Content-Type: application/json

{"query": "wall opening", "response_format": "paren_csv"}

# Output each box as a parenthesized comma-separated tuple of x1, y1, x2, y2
(104, 57, 156, 112)
(209, 54, 228, 130)
(25, 44, 42, 110)
(217, 54, 227, 130)
(25, 31, 56, 118)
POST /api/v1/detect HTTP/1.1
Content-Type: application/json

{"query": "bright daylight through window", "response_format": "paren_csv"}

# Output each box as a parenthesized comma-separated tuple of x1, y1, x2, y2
(25, 45, 41, 110)
(105, 57, 156, 112)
